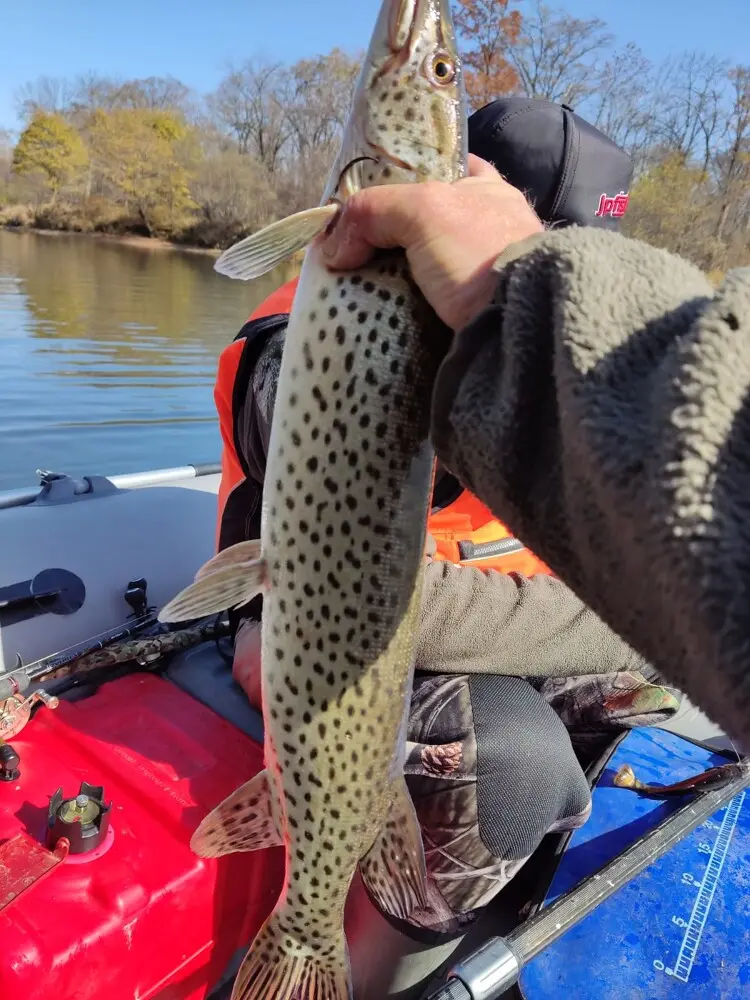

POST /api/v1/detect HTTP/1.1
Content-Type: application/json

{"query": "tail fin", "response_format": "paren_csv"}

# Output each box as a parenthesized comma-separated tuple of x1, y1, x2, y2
(232, 913, 352, 1000)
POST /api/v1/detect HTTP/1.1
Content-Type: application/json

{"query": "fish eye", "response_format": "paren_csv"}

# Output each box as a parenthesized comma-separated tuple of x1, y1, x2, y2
(427, 53, 455, 85)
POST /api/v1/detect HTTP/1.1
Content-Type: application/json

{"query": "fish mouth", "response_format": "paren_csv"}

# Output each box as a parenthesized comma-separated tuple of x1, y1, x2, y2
(385, 0, 455, 55)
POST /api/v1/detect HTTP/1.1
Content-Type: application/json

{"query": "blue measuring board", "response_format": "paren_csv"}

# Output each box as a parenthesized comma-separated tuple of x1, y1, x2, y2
(519, 728, 750, 998)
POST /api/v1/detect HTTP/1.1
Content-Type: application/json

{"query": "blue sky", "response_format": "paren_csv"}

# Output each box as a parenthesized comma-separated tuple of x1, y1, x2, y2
(1, 0, 747, 132)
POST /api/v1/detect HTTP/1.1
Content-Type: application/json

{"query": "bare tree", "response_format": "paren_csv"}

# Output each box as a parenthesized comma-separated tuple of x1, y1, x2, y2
(281, 48, 361, 203)
(208, 59, 291, 171)
(588, 44, 658, 169)
(14, 76, 77, 121)
(190, 148, 278, 245)
(507, 0, 613, 106)
(114, 76, 194, 115)
(71, 73, 124, 112)
(284, 50, 360, 156)
(714, 65, 750, 244)
(651, 51, 728, 168)
(0, 129, 13, 190)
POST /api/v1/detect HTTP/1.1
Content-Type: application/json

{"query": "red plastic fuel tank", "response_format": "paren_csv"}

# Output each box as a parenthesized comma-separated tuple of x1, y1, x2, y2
(0, 673, 282, 1000)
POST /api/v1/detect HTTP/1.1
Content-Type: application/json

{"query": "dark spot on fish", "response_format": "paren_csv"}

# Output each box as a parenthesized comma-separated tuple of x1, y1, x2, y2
(312, 386, 328, 412)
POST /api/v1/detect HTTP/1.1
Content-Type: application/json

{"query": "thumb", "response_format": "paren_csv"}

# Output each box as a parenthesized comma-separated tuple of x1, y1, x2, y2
(320, 183, 427, 271)
(467, 153, 500, 179)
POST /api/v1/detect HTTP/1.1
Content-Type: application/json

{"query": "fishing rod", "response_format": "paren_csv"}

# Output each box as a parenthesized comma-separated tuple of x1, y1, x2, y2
(426, 757, 750, 1000)
(0, 613, 158, 701)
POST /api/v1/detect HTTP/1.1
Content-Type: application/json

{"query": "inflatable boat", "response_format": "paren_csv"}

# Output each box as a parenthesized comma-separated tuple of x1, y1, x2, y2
(0, 464, 747, 1000)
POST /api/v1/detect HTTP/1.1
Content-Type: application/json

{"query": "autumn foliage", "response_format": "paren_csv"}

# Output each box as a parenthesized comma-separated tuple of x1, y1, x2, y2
(453, 0, 521, 108)
(0, 2, 747, 270)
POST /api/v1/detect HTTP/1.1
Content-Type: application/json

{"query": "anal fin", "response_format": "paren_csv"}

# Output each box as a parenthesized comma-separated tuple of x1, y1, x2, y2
(158, 556, 267, 623)
(191, 768, 283, 858)
(215, 204, 338, 281)
(359, 776, 428, 921)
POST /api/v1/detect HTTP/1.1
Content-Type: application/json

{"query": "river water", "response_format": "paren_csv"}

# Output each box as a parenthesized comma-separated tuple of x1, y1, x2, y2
(0, 229, 296, 492)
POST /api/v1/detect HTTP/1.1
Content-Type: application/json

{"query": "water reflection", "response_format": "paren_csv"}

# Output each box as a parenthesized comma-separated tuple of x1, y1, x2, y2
(0, 229, 297, 489)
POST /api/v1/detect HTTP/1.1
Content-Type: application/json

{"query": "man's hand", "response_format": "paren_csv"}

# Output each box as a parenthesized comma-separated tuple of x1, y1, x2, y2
(320, 154, 543, 333)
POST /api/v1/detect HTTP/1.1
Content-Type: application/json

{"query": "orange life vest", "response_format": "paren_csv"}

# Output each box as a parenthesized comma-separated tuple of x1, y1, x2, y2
(215, 278, 300, 550)
(215, 277, 551, 578)
(429, 489, 551, 576)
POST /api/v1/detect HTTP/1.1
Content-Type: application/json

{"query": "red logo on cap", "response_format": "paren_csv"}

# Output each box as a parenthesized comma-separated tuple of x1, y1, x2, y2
(595, 191, 629, 219)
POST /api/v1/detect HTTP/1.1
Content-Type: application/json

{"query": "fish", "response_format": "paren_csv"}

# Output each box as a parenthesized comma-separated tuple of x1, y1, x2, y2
(614, 759, 750, 798)
(158, 1, 468, 997)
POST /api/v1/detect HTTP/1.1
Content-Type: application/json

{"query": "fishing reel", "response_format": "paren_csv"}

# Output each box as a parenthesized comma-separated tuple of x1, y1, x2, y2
(0, 688, 59, 741)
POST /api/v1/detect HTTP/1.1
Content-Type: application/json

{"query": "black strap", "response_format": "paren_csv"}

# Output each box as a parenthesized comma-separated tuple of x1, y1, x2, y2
(230, 313, 290, 479)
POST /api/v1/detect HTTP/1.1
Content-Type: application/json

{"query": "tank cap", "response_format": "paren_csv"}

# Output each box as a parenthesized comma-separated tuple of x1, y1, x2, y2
(47, 781, 111, 855)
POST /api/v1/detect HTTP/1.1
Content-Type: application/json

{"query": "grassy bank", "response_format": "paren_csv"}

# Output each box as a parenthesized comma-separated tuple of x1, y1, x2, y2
(1, 220, 222, 255)
(1, 217, 308, 268)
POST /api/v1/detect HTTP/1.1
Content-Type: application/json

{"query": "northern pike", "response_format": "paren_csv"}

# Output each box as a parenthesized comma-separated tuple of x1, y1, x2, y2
(158, 1, 468, 997)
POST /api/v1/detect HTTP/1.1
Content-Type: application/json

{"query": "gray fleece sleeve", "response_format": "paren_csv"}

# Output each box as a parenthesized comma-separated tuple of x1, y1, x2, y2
(431, 227, 750, 745)
(416, 538, 649, 678)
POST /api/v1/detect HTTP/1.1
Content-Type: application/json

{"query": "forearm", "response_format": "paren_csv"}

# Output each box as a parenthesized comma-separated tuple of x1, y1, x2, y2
(431, 227, 750, 743)
(417, 557, 648, 678)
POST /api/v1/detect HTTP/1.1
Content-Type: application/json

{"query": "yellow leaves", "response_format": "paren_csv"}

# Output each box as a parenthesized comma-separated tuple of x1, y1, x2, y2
(12, 111, 88, 193)
(623, 154, 725, 268)
(86, 108, 196, 235)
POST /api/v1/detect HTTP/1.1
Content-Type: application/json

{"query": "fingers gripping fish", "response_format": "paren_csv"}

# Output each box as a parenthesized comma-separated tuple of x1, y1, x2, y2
(159, 2, 468, 998)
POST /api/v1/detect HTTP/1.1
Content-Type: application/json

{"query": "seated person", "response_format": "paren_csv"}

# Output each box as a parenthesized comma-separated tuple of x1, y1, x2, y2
(213, 98, 680, 934)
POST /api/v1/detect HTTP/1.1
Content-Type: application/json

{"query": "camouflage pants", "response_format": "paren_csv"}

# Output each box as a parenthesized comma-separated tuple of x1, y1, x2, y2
(232, 622, 680, 935)
(402, 669, 680, 934)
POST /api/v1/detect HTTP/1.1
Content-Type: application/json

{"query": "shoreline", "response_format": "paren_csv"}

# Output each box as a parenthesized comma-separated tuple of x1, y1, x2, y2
(1, 224, 222, 256)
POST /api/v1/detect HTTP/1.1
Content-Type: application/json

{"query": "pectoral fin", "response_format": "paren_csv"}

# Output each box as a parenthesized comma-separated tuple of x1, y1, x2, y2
(195, 539, 263, 580)
(215, 204, 339, 280)
(191, 768, 283, 858)
(158, 557, 267, 623)
(359, 776, 428, 921)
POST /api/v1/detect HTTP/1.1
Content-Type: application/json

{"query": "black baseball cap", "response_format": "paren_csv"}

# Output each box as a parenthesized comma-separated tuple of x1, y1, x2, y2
(467, 97, 633, 230)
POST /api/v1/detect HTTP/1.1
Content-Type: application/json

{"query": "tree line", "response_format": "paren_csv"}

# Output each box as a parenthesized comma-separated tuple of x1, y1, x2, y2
(0, 0, 747, 273)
